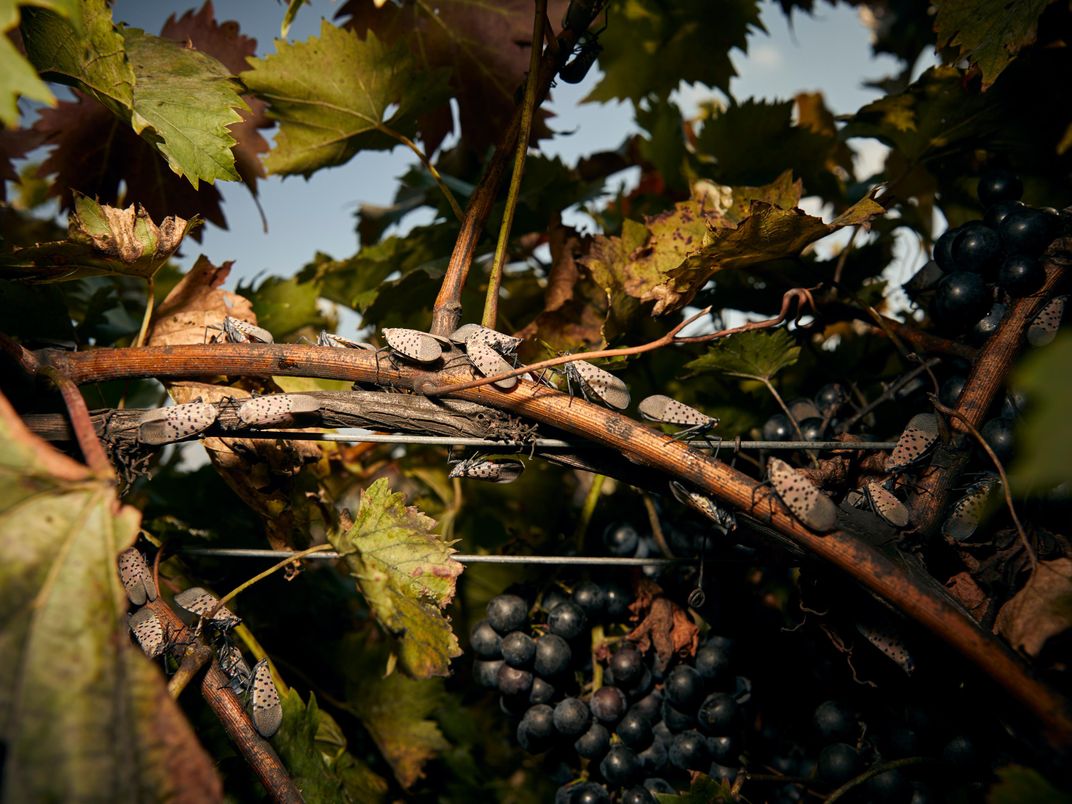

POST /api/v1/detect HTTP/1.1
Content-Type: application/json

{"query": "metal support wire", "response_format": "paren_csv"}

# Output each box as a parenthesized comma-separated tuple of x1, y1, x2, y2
(182, 547, 686, 567)
(214, 430, 899, 452)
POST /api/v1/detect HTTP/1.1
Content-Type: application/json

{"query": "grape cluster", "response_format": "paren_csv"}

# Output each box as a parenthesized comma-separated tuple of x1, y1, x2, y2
(471, 584, 747, 802)
(760, 384, 848, 445)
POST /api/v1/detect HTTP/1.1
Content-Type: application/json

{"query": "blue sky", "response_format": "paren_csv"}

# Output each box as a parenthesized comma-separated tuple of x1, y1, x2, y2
(99, 1, 918, 291)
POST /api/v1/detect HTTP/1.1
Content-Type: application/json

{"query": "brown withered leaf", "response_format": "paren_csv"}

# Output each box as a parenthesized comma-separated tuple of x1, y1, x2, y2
(995, 558, 1072, 657)
(627, 594, 700, 672)
(946, 571, 989, 623)
(338, 0, 568, 153)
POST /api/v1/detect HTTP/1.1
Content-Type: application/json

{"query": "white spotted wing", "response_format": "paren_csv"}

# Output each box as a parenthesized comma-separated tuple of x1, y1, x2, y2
(382, 328, 443, 363)
(449, 457, 525, 483)
(237, 394, 321, 427)
(250, 659, 282, 738)
(465, 334, 518, 390)
(639, 395, 716, 428)
(565, 360, 631, 410)
(128, 607, 165, 658)
(174, 587, 241, 628)
(768, 458, 838, 532)
(1027, 295, 1066, 347)
(863, 481, 910, 528)
(138, 401, 218, 445)
(118, 547, 158, 605)
(942, 474, 1001, 542)
(885, 413, 939, 472)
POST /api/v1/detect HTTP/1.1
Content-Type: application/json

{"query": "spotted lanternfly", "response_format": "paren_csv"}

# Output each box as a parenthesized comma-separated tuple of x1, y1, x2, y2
(942, 474, 1001, 542)
(562, 360, 631, 410)
(669, 481, 736, 531)
(639, 394, 719, 447)
(174, 587, 241, 629)
(1027, 295, 1067, 347)
(449, 456, 525, 483)
(855, 622, 915, 675)
(451, 323, 523, 356)
(138, 401, 218, 445)
(317, 331, 375, 350)
(250, 659, 282, 738)
(885, 413, 940, 472)
(464, 335, 518, 390)
(863, 480, 910, 528)
(118, 547, 158, 605)
(128, 607, 166, 658)
(768, 458, 838, 532)
(559, 33, 602, 84)
(236, 394, 321, 427)
(213, 316, 274, 344)
(382, 328, 444, 364)
(218, 642, 253, 695)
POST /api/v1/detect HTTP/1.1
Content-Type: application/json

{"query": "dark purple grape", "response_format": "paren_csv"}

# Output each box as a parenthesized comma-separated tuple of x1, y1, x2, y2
(575, 722, 611, 759)
(985, 199, 1024, 230)
(971, 302, 1006, 342)
(553, 697, 591, 736)
(1001, 389, 1027, 419)
(864, 768, 911, 802)
(697, 693, 738, 734)
(548, 602, 587, 640)
(501, 631, 535, 668)
(636, 738, 668, 774)
(520, 704, 555, 739)
(953, 222, 1001, 274)
(708, 762, 738, 784)
(600, 745, 641, 787)
(591, 686, 628, 723)
(998, 254, 1044, 296)
(644, 778, 674, 794)
(534, 634, 573, 678)
(1000, 208, 1055, 256)
(530, 677, 556, 705)
(556, 781, 610, 804)
(669, 730, 711, 771)
(939, 375, 967, 408)
(788, 397, 821, 421)
(604, 582, 632, 620)
(616, 710, 654, 749)
(933, 227, 960, 272)
(620, 786, 657, 804)
(981, 416, 1015, 462)
(818, 743, 862, 786)
(813, 700, 857, 743)
(933, 271, 992, 327)
(470, 619, 502, 659)
(706, 734, 738, 764)
(623, 666, 654, 699)
(942, 734, 981, 772)
(497, 664, 534, 696)
(665, 665, 703, 709)
(662, 700, 696, 733)
(487, 594, 528, 634)
(572, 581, 607, 619)
(541, 585, 570, 613)
(610, 646, 644, 685)
(474, 659, 504, 688)
(603, 523, 640, 556)
(799, 417, 824, 441)
(816, 383, 847, 414)
(630, 690, 662, 723)
(903, 260, 945, 300)
(978, 169, 1023, 206)
(762, 413, 793, 441)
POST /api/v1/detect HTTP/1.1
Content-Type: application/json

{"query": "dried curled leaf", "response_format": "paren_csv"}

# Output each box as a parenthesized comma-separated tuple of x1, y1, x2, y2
(995, 558, 1072, 657)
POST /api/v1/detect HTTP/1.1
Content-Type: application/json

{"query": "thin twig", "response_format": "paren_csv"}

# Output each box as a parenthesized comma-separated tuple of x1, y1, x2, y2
(867, 306, 940, 394)
(214, 543, 336, 612)
(825, 757, 936, 802)
(832, 225, 860, 286)
(573, 472, 605, 551)
(837, 358, 941, 434)
(759, 376, 813, 465)
(134, 277, 155, 349)
(483, 0, 546, 328)
(40, 366, 114, 479)
(929, 396, 1036, 570)
(183, 547, 686, 567)
(642, 492, 674, 558)
(380, 123, 464, 223)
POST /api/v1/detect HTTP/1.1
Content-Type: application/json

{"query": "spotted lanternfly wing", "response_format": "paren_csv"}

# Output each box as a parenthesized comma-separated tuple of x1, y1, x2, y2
(669, 481, 736, 531)
(638, 395, 715, 428)
(465, 335, 518, 390)
(885, 413, 939, 472)
(223, 316, 274, 344)
(237, 394, 321, 427)
(855, 622, 915, 675)
(1027, 295, 1067, 347)
(138, 401, 218, 445)
(128, 607, 166, 658)
(317, 331, 375, 349)
(942, 475, 1001, 542)
(768, 458, 838, 532)
(174, 587, 241, 628)
(118, 547, 158, 605)
(382, 327, 443, 363)
(863, 481, 910, 528)
(565, 360, 631, 410)
(451, 323, 523, 355)
(250, 659, 283, 738)
(449, 457, 525, 483)
(218, 643, 253, 694)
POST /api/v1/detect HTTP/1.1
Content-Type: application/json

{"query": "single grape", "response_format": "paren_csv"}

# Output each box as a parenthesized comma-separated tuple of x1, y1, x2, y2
(548, 601, 587, 640)
(572, 581, 607, 619)
(553, 697, 591, 736)
(603, 523, 640, 556)
(938, 375, 967, 408)
(799, 417, 824, 442)
(575, 722, 611, 759)
(501, 631, 536, 668)
(697, 693, 738, 734)
(933, 227, 960, 272)
(706, 734, 738, 765)
(813, 700, 857, 743)
(662, 700, 696, 733)
(933, 271, 992, 328)
(599, 745, 642, 787)
(616, 710, 654, 749)
(556, 781, 610, 804)
(610, 646, 644, 685)
(972, 302, 1006, 343)
(591, 686, 628, 723)
(604, 582, 632, 620)
(624, 666, 654, 699)
(864, 768, 912, 802)
(534, 634, 573, 678)
(644, 778, 675, 794)
(519, 703, 555, 738)
(1000, 208, 1055, 256)
(669, 730, 711, 771)
(497, 664, 534, 697)
(630, 690, 663, 722)
(620, 786, 657, 804)
(943, 734, 981, 772)
(903, 260, 945, 300)
(953, 222, 1001, 275)
(709, 763, 739, 784)
(470, 619, 503, 659)
(788, 397, 821, 421)
(541, 585, 569, 613)
(636, 738, 669, 774)
(818, 743, 862, 786)
(517, 720, 550, 753)
(981, 416, 1015, 462)
(998, 254, 1044, 296)
(530, 676, 556, 705)
(978, 168, 1023, 206)
(665, 665, 704, 709)
(816, 383, 847, 414)
(984, 199, 1024, 230)
(487, 594, 529, 634)
(474, 659, 505, 689)
(762, 413, 793, 442)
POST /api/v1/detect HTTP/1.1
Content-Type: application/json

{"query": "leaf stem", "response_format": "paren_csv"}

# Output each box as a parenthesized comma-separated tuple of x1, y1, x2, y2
(215, 543, 336, 612)
(574, 472, 605, 552)
(380, 123, 464, 223)
(40, 366, 114, 478)
(134, 276, 155, 349)
(482, 0, 546, 329)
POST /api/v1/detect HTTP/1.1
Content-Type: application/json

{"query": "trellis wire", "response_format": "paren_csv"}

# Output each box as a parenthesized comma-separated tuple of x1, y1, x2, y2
(182, 547, 687, 567)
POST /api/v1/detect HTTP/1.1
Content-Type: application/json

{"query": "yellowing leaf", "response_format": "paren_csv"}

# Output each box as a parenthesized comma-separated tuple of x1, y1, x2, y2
(0, 35, 54, 126)
(0, 389, 222, 801)
(328, 478, 463, 679)
(995, 558, 1072, 657)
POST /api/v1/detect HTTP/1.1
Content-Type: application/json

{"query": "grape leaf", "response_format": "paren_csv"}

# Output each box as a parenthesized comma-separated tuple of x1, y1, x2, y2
(587, 0, 762, 104)
(1011, 333, 1072, 493)
(994, 558, 1072, 657)
(988, 765, 1070, 803)
(241, 21, 450, 177)
(933, 0, 1054, 89)
(328, 478, 463, 679)
(0, 389, 222, 801)
(684, 328, 801, 382)
(0, 194, 197, 282)
(274, 690, 388, 803)
(654, 774, 736, 803)
(346, 642, 451, 788)
(0, 33, 54, 126)
(240, 273, 328, 338)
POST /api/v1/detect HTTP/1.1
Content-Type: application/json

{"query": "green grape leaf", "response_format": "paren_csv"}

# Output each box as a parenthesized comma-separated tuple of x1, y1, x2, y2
(987, 764, 1070, 803)
(1010, 332, 1072, 493)
(0, 34, 54, 126)
(241, 274, 328, 338)
(328, 478, 463, 679)
(636, 97, 689, 192)
(587, 0, 761, 104)
(241, 21, 450, 176)
(654, 775, 736, 803)
(0, 390, 222, 801)
(684, 328, 801, 382)
(0, 195, 197, 282)
(274, 690, 388, 803)
(934, 0, 1053, 89)
(346, 643, 451, 788)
